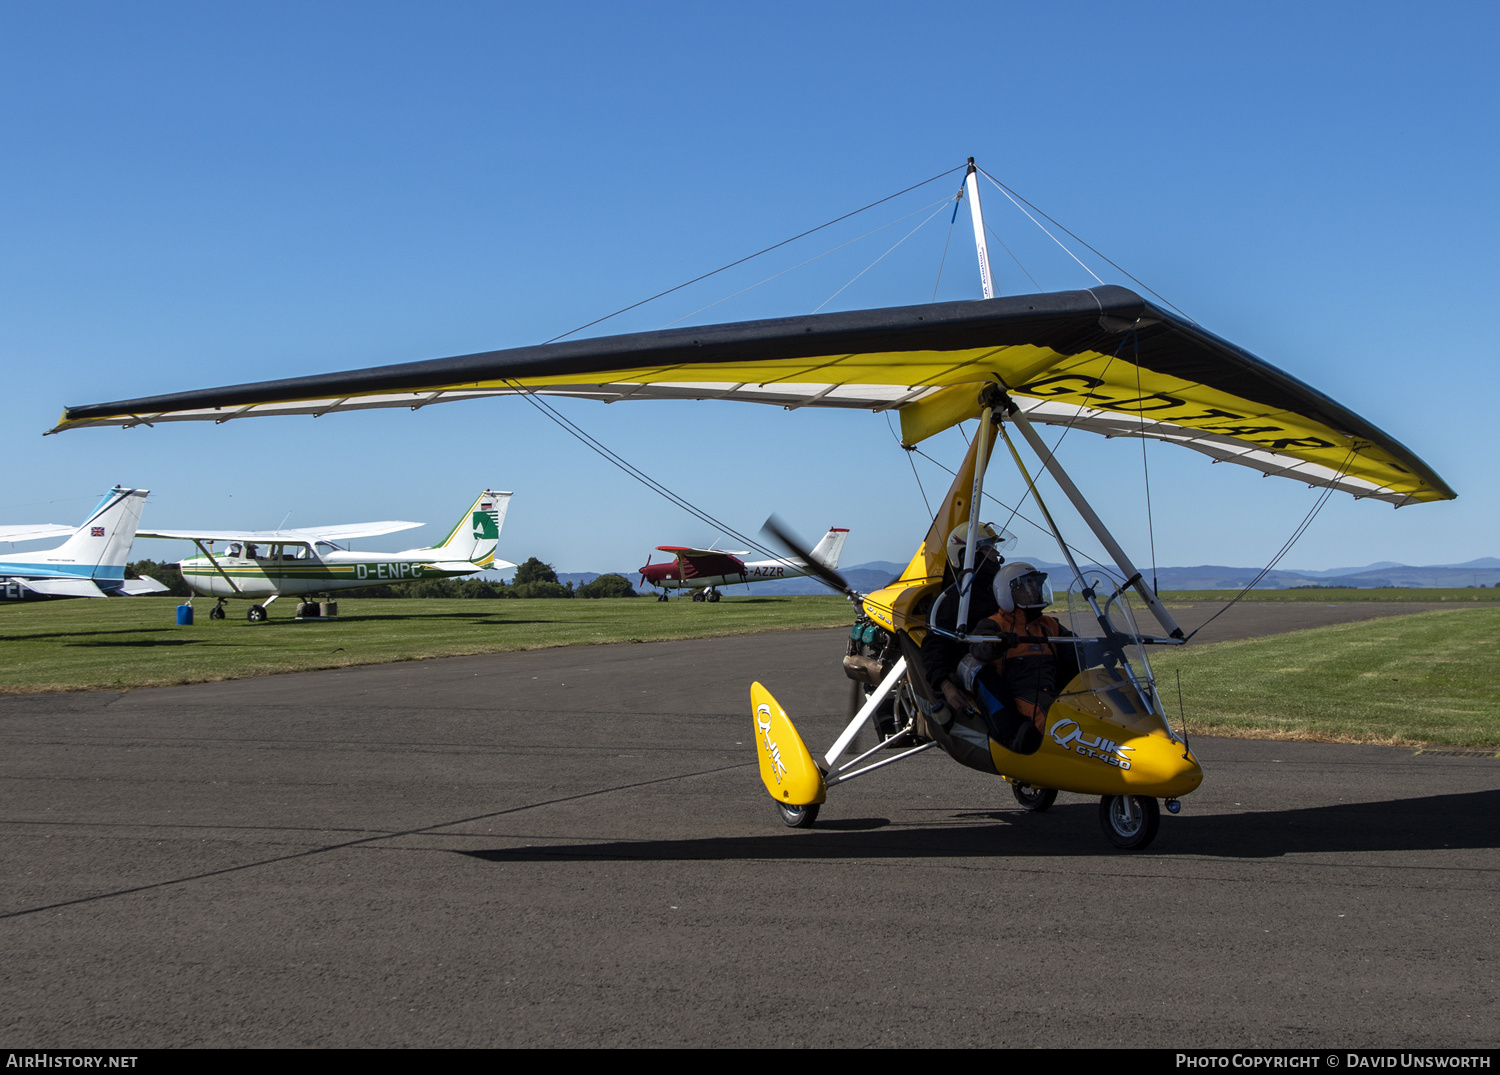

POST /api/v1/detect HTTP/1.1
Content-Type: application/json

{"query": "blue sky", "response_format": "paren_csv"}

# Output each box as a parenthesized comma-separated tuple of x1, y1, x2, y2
(3, 1, 1496, 575)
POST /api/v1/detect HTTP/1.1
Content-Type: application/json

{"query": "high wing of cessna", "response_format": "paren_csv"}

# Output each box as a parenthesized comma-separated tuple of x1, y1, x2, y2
(639, 527, 849, 602)
(1, 486, 167, 600)
(139, 490, 514, 621)
(50, 160, 1454, 849)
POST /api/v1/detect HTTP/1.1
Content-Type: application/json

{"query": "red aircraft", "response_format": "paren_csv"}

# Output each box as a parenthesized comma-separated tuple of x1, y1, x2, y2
(639, 528, 849, 602)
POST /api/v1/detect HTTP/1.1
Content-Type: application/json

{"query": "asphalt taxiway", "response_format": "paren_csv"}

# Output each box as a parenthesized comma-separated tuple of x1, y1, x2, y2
(1, 602, 1495, 1047)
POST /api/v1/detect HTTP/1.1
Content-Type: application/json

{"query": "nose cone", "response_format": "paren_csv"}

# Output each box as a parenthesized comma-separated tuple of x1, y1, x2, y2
(1127, 738, 1204, 797)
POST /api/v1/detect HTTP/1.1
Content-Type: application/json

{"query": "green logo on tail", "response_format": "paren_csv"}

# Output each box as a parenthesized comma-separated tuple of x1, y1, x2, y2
(471, 512, 499, 540)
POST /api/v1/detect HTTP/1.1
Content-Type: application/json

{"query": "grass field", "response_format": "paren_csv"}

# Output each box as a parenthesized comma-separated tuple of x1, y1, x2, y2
(1160, 587, 1500, 603)
(0, 595, 853, 693)
(1148, 606, 1500, 748)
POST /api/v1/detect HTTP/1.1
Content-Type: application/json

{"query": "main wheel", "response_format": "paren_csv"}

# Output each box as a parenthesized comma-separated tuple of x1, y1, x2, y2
(247, 605, 268, 623)
(776, 801, 820, 828)
(1012, 783, 1057, 812)
(1098, 795, 1160, 850)
(707, 591, 720, 603)
(208, 605, 225, 620)
(691, 591, 705, 603)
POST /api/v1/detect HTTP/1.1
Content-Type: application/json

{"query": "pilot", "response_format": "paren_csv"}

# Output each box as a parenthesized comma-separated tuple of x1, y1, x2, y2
(950, 562, 1077, 754)
(245, 543, 259, 559)
(919, 521, 1007, 711)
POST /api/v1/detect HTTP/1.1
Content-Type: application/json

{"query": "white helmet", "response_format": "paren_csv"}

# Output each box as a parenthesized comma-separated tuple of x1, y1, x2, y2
(945, 521, 1016, 570)
(995, 561, 1053, 613)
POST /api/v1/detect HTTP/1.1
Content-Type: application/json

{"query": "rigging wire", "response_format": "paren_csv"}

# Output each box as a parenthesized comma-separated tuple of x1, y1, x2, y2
(908, 444, 1118, 579)
(542, 163, 966, 345)
(1134, 333, 1160, 592)
(661, 195, 951, 329)
(887, 412, 933, 517)
(502, 379, 786, 565)
(813, 198, 953, 313)
(1181, 451, 1357, 642)
(977, 172, 1104, 285)
(984, 220, 1043, 292)
(930, 187, 964, 301)
(976, 167, 1199, 325)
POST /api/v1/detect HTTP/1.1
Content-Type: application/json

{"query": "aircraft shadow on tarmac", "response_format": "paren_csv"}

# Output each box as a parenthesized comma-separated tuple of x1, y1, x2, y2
(457, 788, 1500, 863)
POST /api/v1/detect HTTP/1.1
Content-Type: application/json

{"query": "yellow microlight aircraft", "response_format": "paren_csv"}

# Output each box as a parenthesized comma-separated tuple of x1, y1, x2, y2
(48, 161, 1453, 848)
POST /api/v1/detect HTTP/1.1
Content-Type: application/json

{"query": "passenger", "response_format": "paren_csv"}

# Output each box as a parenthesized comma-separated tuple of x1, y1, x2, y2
(940, 561, 1077, 755)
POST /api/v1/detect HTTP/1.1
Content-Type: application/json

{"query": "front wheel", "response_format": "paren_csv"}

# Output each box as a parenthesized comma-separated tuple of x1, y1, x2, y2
(208, 605, 225, 621)
(1012, 783, 1057, 812)
(776, 801, 819, 828)
(1098, 795, 1160, 851)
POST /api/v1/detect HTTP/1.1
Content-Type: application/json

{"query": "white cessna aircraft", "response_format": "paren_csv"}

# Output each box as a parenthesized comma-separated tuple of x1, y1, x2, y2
(1, 486, 167, 600)
(140, 490, 514, 621)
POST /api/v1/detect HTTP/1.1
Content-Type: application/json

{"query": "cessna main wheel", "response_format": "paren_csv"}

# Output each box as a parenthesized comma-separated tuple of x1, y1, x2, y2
(1012, 783, 1057, 812)
(247, 605, 268, 623)
(776, 801, 820, 828)
(1098, 794, 1160, 851)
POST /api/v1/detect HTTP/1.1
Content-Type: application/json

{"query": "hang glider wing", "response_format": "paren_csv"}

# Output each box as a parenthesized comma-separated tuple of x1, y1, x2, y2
(53, 286, 1454, 506)
(0, 524, 77, 543)
(138, 521, 424, 544)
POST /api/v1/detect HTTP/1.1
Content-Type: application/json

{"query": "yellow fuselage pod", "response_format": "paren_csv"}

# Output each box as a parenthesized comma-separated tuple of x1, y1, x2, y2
(993, 668, 1202, 798)
(751, 682, 826, 807)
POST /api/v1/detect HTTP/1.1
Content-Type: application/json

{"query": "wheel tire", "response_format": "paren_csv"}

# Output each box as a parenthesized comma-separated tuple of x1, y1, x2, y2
(691, 591, 705, 603)
(1012, 783, 1058, 812)
(1099, 795, 1160, 850)
(247, 605, 267, 623)
(707, 591, 720, 603)
(776, 801, 820, 828)
(208, 606, 225, 621)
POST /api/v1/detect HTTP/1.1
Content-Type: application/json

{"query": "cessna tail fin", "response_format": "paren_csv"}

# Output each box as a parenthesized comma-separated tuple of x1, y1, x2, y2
(421, 490, 512, 566)
(809, 527, 849, 570)
(37, 486, 150, 580)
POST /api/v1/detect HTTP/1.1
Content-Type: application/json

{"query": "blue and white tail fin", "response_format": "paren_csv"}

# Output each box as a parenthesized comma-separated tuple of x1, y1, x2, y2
(16, 486, 149, 579)
(0, 486, 151, 597)
(809, 527, 849, 570)
(415, 490, 513, 567)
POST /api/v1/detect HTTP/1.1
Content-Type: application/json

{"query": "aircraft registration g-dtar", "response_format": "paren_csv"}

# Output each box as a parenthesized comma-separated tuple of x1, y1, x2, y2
(1, 486, 167, 600)
(49, 159, 1455, 849)
(639, 527, 849, 602)
(139, 490, 513, 621)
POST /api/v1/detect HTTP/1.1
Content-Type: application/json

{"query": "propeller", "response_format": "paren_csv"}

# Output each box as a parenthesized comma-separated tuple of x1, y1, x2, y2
(639, 554, 651, 588)
(760, 514, 862, 607)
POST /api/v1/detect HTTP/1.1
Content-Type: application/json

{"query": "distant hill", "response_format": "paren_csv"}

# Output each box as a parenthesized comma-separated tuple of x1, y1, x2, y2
(557, 556, 1500, 594)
